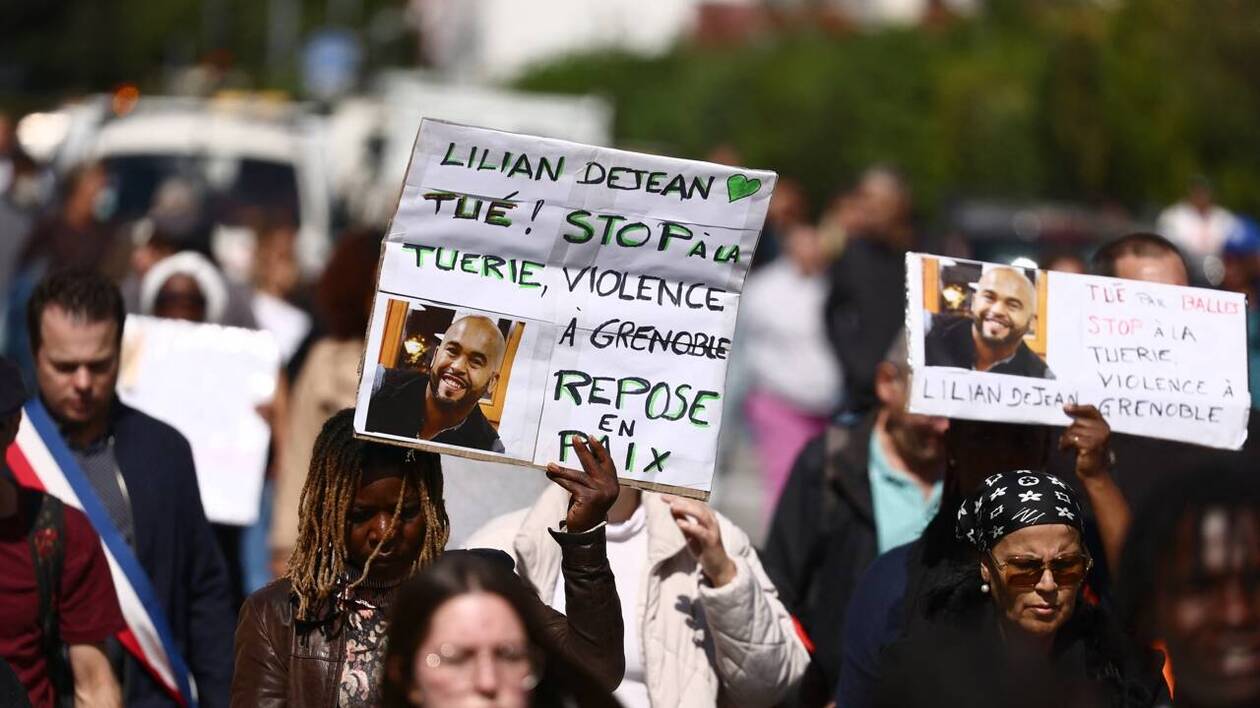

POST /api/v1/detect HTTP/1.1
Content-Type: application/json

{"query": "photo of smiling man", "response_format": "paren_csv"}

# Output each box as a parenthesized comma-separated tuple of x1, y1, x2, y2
(366, 312, 509, 452)
(923, 265, 1054, 379)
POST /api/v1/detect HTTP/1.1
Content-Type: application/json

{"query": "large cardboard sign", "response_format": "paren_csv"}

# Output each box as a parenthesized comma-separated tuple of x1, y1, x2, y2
(906, 253, 1250, 449)
(118, 315, 280, 525)
(354, 120, 775, 499)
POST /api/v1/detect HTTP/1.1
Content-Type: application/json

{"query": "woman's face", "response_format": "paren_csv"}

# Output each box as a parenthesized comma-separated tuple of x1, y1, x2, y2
(410, 593, 533, 708)
(154, 274, 207, 322)
(345, 462, 425, 582)
(981, 524, 1087, 638)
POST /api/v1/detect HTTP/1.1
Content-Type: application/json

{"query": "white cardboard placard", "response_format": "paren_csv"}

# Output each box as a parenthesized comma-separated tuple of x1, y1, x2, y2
(906, 253, 1250, 449)
(354, 120, 776, 499)
(118, 315, 280, 525)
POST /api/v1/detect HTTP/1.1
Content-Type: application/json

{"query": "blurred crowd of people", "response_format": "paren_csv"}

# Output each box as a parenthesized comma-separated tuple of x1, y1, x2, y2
(0, 101, 1257, 708)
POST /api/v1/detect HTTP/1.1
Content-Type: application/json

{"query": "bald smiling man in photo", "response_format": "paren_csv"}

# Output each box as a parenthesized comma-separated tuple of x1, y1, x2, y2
(924, 267, 1054, 379)
(366, 315, 508, 452)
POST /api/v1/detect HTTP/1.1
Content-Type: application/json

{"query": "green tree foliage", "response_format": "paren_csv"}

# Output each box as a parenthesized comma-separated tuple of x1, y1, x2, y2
(0, 0, 411, 106)
(516, 0, 1260, 217)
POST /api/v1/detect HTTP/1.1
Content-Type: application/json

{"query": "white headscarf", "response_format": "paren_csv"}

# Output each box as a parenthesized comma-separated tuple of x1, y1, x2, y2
(140, 251, 229, 324)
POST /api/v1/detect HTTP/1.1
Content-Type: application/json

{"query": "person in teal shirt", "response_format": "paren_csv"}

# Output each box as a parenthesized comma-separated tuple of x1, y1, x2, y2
(762, 333, 949, 701)
(867, 424, 943, 554)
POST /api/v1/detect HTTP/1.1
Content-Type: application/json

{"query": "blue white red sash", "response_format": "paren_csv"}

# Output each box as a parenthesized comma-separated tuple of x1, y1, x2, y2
(6, 400, 197, 707)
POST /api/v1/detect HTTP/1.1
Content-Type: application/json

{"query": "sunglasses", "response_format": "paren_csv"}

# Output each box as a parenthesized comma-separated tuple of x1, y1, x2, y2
(990, 552, 1092, 590)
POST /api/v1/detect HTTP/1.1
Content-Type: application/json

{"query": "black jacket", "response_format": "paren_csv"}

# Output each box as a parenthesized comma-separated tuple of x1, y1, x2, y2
(824, 239, 908, 414)
(762, 417, 879, 702)
(365, 368, 504, 453)
(876, 597, 1165, 708)
(111, 402, 235, 708)
(924, 313, 1054, 379)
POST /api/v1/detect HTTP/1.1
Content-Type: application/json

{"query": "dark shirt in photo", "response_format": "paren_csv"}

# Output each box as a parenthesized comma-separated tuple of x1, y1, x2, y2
(923, 314, 1054, 379)
(365, 368, 506, 453)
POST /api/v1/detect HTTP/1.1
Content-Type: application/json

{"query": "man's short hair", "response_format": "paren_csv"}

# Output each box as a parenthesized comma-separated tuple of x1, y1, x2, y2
(27, 269, 126, 353)
(1091, 232, 1189, 278)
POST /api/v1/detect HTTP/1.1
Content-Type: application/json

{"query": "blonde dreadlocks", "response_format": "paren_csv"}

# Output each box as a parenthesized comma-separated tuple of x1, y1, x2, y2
(287, 408, 449, 621)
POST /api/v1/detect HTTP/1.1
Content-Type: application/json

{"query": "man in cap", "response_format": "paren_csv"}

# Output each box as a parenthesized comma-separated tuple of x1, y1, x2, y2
(0, 355, 124, 707)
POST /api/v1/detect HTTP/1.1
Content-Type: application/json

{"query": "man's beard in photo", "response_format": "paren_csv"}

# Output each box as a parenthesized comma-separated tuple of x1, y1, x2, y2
(973, 313, 1027, 349)
(429, 368, 487, 411)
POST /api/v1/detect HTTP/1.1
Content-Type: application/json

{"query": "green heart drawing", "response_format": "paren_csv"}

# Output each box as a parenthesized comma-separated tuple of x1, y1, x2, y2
(726, 174, 762, 203)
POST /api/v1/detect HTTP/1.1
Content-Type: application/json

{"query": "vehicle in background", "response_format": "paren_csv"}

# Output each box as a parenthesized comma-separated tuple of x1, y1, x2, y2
(328, 70, 613, 226)
(33, 93, 334, 281)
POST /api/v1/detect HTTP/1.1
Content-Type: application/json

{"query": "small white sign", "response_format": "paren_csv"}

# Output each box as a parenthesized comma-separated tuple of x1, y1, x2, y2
(118, 315, 280, 525)
(906, 253, 1250, 449)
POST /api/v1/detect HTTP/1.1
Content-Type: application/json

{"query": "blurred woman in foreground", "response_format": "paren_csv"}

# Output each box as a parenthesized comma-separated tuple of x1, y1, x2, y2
(383, 551, 618, 708)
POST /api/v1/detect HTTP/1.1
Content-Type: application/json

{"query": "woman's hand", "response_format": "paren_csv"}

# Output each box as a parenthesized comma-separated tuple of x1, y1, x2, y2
(546, 434, 621, 534)
(1060, 403, 1112, 482)
(1061, 403, 1130, 573)
(664, 495, 737, 587)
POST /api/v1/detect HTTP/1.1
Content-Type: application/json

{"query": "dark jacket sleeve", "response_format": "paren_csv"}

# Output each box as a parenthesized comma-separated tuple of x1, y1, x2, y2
(530, 525, 625, 692)
(837, 545, 912, 708)
(230, 590, 289, 708)
(174, 434, 236, 708)
(762, 435, 826, 612)
(825, 241, 907, 414)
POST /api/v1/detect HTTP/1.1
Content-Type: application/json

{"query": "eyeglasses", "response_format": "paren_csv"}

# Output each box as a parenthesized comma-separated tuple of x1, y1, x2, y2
(420, 642, 535, 684)
(990, 552, 1092, 590)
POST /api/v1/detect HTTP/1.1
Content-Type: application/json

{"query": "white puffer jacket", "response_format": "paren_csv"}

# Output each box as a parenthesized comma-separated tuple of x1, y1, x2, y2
(465, 486, 810, 707)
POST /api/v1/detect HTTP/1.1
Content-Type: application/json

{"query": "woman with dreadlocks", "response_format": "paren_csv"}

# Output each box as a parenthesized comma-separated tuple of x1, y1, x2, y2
(230, 409, 624, 707)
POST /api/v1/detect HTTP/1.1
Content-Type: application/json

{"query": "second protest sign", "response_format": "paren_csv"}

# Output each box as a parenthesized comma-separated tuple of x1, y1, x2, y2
(906, 252, 1250, 449)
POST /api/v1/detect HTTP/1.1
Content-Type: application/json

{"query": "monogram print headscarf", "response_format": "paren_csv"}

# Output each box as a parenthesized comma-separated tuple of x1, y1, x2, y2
(956, 470, 1084, 551)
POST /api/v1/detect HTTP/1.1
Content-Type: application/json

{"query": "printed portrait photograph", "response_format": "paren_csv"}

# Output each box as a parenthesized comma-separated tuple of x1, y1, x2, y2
(919, 257, 1053, 379)
(362, 297, 534, 456)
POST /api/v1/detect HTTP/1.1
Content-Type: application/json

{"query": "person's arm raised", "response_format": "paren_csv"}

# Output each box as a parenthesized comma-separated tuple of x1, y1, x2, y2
(530, 435, 625, 690)
(664, 494, 811, 704)
(544, 435, 621, 533)
(664, 496, 737, 587)
(1061, 403, 1130, 574)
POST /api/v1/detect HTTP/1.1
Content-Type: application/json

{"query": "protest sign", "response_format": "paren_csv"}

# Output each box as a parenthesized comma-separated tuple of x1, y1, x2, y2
(906, 253, 1251, 449)
(354, 119, 775, 499)
(118, 315, 280, 525)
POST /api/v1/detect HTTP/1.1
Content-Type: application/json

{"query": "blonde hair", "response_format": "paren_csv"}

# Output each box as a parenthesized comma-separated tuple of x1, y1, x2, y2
(286, 409, 448, 621)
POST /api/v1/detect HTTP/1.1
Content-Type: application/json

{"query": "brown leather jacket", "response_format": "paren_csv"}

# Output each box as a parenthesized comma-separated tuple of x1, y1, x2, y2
(230, 527, 625, 707)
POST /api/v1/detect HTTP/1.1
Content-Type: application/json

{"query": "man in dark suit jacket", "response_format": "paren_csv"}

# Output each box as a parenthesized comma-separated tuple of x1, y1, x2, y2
(366, 315, 506, 453)
(27, 269, 233, 708)
(924, 266, 1053, 379)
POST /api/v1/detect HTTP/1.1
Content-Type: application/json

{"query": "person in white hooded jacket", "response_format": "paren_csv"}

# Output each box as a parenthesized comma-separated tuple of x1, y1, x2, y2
(465, 481, 810, 708)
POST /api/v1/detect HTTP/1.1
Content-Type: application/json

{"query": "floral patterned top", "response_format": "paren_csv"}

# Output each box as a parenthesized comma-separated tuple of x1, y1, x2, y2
(336, 581, 397, 707)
